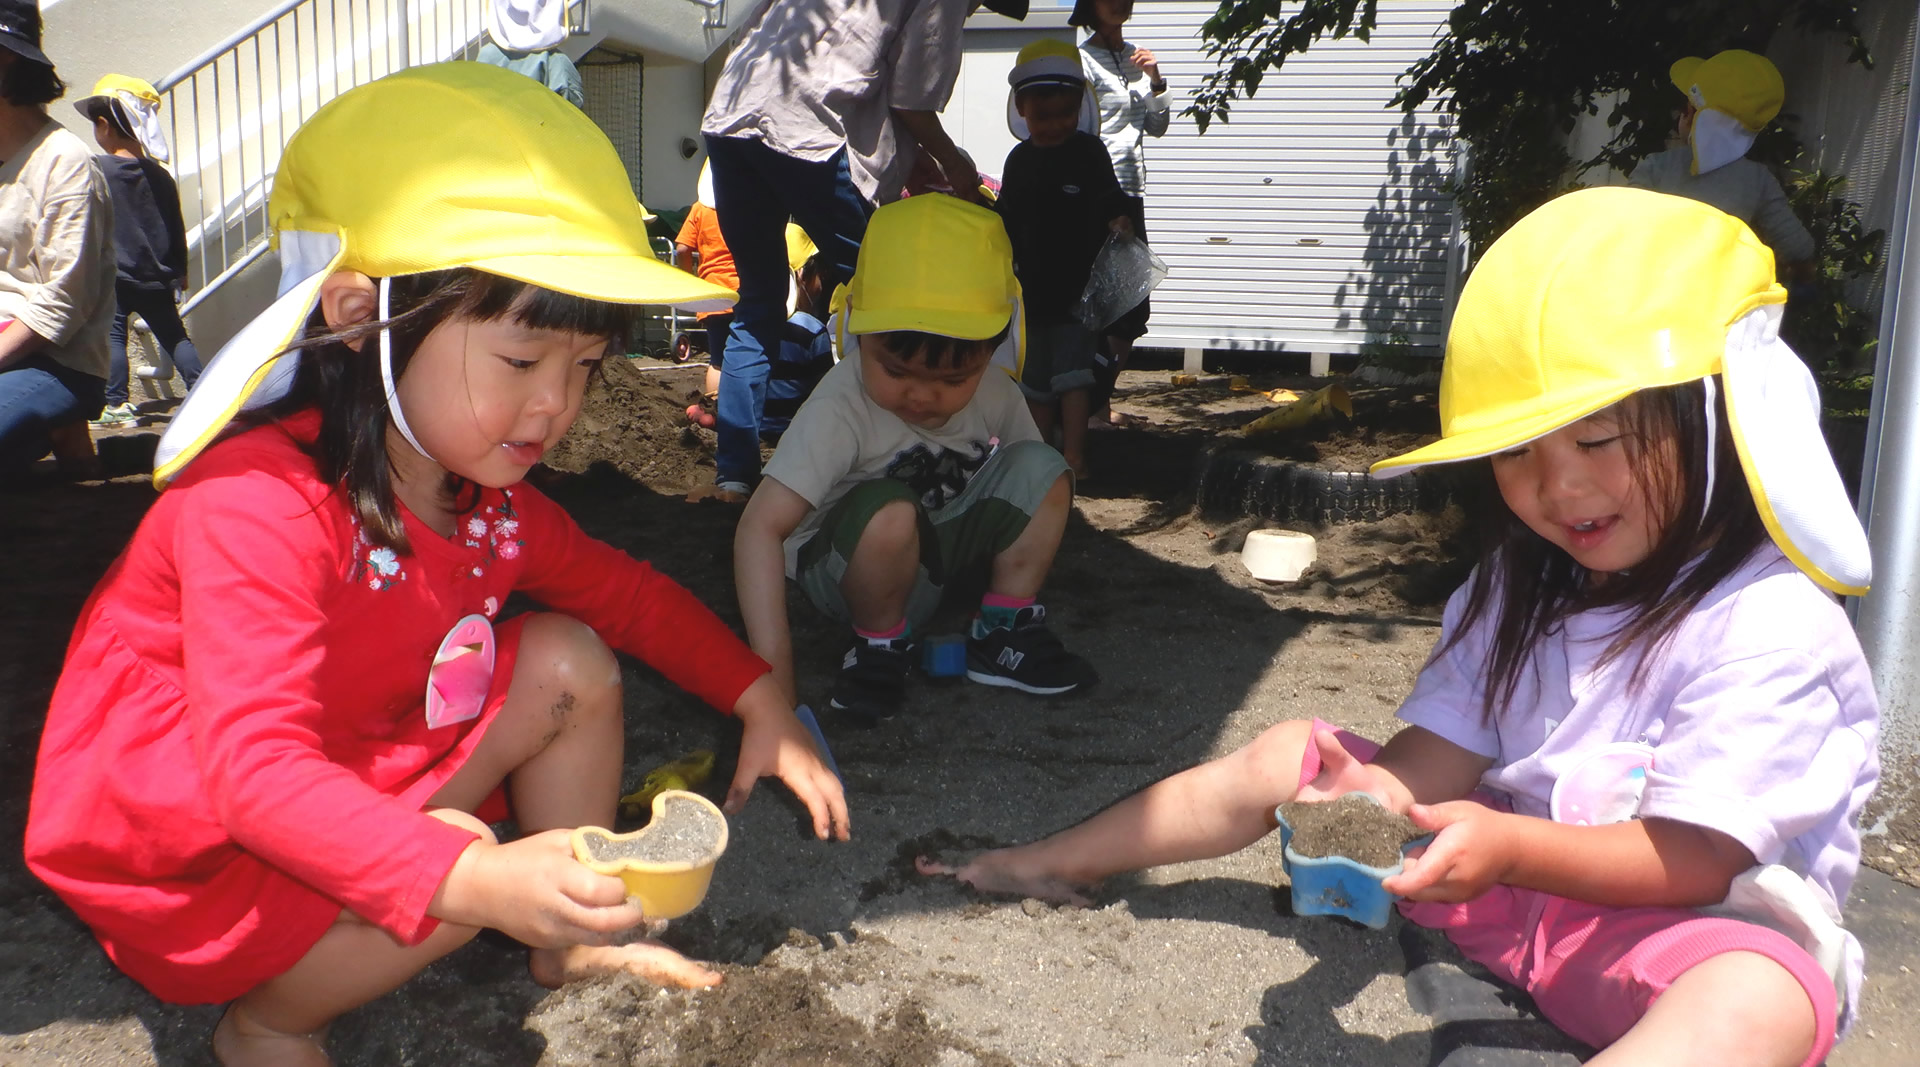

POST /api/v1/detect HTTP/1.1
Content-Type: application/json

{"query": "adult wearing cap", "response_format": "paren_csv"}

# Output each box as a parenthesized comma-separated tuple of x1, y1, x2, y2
(1072, 0, 1168, 428)
(0, 0, 115, 478)
(1629, 50, 1814, 274)
(697, 0, 1028, 501)
(475, 0, 583, 108)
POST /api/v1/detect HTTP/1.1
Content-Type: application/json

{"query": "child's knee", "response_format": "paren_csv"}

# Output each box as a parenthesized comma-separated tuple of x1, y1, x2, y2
(854, 498, 921, 555)
(518, 614, 621, 712)
(1232, 719, 1318, 790)
(1682, 951, 1822, 1059)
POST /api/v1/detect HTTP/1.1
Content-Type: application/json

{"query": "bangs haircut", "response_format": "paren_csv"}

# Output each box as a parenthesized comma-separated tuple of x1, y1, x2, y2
(1439, 380, 1769, 725)
(1016, 80, 1084, 109)
(872, 325, 1009, 369)
(249, 268, 640, 554)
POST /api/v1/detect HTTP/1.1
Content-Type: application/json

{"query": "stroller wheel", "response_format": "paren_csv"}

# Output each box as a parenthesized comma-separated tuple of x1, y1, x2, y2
(672, 332, 696, 363)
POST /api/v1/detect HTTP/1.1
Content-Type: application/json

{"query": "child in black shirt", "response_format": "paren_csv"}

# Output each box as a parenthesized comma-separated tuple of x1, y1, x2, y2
(74, 76, 201, 426)
(995, 40, 1131, 479)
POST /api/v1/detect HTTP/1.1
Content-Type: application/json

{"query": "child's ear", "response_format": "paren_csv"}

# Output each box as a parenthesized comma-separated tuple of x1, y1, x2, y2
(318, 271, 379, 351)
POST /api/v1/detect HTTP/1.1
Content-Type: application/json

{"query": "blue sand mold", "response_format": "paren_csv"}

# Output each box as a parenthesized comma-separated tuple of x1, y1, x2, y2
(793, 704, 841, 780)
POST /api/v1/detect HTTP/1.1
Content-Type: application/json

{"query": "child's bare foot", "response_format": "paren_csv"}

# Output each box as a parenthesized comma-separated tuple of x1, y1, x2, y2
(685, 483, 748, 505)
(529, 941, 723, 990)
(213, 1004, 332, 1067)
(915, 849, 1097, 907)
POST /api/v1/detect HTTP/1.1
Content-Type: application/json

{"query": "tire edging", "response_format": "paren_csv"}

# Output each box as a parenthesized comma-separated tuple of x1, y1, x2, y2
(1194, 446, 1449, 524)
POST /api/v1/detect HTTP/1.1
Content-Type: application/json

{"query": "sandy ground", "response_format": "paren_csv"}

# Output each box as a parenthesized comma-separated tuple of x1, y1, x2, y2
(3, 366, 1918, 1066)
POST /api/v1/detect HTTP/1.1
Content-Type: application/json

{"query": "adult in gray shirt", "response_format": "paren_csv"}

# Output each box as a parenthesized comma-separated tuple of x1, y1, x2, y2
(696, 0, 1027, 500)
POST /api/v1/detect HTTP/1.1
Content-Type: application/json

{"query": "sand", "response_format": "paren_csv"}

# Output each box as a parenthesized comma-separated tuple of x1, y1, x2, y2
(1279, 795, 1426, 869)
(579, 796, 727, 867)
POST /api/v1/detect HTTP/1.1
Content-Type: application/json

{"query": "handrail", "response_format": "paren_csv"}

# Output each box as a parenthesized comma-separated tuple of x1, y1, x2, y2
(155, 0, 309, 93)
(157, 1, 493, 310)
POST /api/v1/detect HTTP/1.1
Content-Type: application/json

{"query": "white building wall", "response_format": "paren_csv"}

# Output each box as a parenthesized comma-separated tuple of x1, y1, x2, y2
(957, 3, 1459, 354)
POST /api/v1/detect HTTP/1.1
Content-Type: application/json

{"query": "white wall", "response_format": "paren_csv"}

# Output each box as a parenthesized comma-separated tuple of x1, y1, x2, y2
(942, 12, 1076, 183)
(42, 0, 286, 141)
(640, 59, 706, 210)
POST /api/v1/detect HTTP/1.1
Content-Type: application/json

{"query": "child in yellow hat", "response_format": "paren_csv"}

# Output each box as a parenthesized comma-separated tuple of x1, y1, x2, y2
(996, 37, 1133, 477)
(922, 187, 1877, 1066)
(73, 74, 204, 426)
(23, 63, 847, 1066)
(735, 192, 1097, 724)
(1629, 49, 1813, 273)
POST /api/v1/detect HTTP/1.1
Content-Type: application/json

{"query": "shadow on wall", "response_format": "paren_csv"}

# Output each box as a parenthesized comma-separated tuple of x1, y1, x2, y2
(1333, 112, 1454, 354)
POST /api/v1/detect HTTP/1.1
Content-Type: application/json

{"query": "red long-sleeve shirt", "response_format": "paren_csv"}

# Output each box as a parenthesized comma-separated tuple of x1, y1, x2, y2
(24, 411, 769, 1004)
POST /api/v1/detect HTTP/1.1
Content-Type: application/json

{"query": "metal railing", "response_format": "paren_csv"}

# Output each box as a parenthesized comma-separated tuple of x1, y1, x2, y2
(154, 1, 605, 315)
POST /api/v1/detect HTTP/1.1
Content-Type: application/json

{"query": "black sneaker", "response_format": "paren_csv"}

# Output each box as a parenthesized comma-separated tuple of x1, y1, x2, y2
(828, 637, 915, 723)
(965, 605, 1097, 695)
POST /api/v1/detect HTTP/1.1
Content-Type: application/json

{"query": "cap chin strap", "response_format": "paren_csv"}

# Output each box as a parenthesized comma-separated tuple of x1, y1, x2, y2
(378, 277, 435, 461)
(1701, 374, 1718, 526)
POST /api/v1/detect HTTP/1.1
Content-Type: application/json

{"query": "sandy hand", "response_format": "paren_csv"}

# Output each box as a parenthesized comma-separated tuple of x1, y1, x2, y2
(530, 940, 722, 990)
(914, 851, 1096, 908)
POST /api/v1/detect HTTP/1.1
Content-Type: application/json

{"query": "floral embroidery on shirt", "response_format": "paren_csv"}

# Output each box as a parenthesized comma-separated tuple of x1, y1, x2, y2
(462, 490, 527, 580)
(347, 525, 409, 591)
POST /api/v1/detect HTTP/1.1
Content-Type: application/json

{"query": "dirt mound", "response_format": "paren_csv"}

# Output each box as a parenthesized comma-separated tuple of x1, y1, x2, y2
(542, 358, 714, 493)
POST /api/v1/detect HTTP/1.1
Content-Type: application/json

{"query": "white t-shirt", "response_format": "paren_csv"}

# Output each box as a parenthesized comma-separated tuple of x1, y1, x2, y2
(1399, 546, 1879, 918)
(1629, 146, 1815, 263)
(762, 355, 1039, 575)
(0, 121, 115, 379)
(701, 0, 969, 203)
(1079, 34, 1170, 197)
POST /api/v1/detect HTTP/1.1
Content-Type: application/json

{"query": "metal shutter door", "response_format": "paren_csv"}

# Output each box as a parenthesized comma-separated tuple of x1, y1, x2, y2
(1128, 0, 1457, 353)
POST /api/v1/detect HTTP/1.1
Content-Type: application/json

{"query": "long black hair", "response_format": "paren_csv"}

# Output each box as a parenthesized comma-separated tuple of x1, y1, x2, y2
(250, 268, 639, 554)
(1440, 380, 1769, 723)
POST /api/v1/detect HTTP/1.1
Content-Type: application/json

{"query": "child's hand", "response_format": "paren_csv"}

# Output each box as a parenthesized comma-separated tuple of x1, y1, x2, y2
(1381, 801, 1515, 903)
(435, 830, 648, 947)
(729, 677, 851, 840)
(1109, 215, 1135, 235)
(1295, 728, 1401, 809)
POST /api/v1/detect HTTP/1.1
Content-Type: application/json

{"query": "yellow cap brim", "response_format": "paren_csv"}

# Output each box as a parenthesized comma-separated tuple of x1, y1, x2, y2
(469, 253, 735, 314)
(1369, 386, 1643, 478)
(844, 304, 1010, 341)
(1670, 57, 1705, 95)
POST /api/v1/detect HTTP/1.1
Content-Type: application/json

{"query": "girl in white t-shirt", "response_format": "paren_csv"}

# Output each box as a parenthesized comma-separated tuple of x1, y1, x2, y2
(919, 186, 1878, 1067)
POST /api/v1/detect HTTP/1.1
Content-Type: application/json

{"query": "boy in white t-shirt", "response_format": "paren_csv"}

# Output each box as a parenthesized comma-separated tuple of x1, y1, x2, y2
(734, 194, 1096, 724)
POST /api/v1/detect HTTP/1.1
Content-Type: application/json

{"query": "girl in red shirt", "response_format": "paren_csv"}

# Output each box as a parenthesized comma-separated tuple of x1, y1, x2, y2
(24, 64, 847, 1067)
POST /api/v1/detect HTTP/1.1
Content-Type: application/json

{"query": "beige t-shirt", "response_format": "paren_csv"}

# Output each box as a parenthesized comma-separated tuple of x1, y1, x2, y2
(700, 0, 968, 203)
(763, 354, 1040, 576)
(0, 120, 115, 379)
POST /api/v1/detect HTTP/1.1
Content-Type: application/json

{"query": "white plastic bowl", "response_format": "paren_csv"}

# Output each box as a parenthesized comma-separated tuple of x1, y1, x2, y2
(1242, 529, 1317, 582)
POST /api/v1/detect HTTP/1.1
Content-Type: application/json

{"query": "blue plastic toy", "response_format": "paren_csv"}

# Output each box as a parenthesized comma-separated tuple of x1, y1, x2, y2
(1275, 795, 1433, 929)
(792, 704, 841, 781)
(920, 634, 968, 678)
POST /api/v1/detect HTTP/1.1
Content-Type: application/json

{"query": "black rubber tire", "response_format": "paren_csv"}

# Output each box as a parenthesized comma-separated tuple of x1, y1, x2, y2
(672, 332, 696, 364)
(1196, 447, 1443, 523)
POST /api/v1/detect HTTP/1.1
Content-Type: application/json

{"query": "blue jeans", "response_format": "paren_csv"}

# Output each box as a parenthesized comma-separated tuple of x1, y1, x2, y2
(0, 354, 106, 475)
(107, 283, 203, 406)
(704, 134, 871, 486)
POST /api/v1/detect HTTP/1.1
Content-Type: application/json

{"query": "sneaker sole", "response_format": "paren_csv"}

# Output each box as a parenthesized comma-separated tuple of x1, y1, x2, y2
(828, 697, 898, 720)
(964, 669, 1082, 695)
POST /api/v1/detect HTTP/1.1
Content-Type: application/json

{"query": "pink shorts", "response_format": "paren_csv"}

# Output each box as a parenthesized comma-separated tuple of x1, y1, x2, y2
(1298, 720, 1837, 1063)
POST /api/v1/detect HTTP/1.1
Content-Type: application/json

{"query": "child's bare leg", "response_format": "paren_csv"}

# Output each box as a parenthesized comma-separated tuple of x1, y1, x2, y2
(1059, 388, 1091, 475)
(989, 471, 1071, 599)
(212, 809, 491, 1067)
(841, 499, 920, 632)
(918, 719, 1315, 902)
(1591, 952, 1817, 1067)
(426, 614, 720, 989)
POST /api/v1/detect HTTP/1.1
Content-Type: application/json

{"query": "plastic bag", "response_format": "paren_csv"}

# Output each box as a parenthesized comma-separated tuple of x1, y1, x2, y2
(1073, 231, 1169, 333)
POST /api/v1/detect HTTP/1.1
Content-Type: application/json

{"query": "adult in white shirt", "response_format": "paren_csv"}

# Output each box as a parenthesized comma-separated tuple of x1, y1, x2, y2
(0, 0, 115, 479)
(1073, 0, 1167, 428)
(696, 0, 1029, 500)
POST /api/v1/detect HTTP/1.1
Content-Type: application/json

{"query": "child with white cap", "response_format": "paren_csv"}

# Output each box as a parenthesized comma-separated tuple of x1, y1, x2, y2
(1629, 49, 1814, 273)
(923, 186, 1877, 1066)
(735, 193, 1097, 725)
(23, 64, 846, 1066)
(995, 38, 1133, 477)
(73, 74, 203, 425)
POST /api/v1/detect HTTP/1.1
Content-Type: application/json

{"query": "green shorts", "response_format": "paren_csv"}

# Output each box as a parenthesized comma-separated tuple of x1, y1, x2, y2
(794, 440, 1070, 627)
